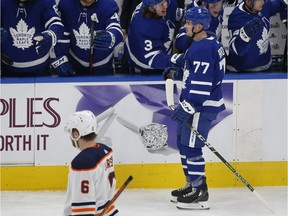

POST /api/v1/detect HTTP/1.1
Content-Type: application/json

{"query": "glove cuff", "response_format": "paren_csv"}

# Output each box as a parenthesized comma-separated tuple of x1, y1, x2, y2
(240, 27, 250, 42)
(43, 30, 57, 46)
(180, 100, 195, 115)
(107, 31, 116, 49)
(51, 55, 68, 68)
(176, 8, 184, 21)
(170, 54, 178, 64)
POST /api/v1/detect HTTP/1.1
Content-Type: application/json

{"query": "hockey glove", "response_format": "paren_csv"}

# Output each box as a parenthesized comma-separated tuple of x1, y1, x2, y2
(1, 28, 8, 44)
(171, 104, 191, 124)
(93, 30, 115, 51)
(242, 18, 263, 39)
(51, 56, 75, 76)
(34, 30, 57, 55)
(170, 53, 185, 68)
(163, 66, 183, 81)
(176, 8, 185, 21)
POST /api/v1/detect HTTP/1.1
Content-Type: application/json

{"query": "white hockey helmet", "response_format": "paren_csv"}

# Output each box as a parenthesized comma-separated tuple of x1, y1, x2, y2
(64, 110, 98, 141)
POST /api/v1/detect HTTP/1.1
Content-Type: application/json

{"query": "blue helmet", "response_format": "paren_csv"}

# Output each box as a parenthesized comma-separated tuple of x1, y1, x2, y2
(184, 6, 211, 30)
(142, 0, 168, 8)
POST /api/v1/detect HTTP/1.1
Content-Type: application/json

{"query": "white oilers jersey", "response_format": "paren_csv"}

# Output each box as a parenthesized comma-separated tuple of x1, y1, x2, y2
(63, 144, 119, 216)
(1, 0, 64, 74)
(180, 36, 226, 114)
(227, 1, 286, 72)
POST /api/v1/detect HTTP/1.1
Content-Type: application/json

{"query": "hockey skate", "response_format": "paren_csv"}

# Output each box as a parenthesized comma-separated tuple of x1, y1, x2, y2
(176, 184, 210, 210)
(170, 182, 192, 203)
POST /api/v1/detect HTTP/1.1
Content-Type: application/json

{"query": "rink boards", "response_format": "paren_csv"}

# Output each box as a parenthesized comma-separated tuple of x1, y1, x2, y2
(0, 74, 287, 190)
(0, 161, 287, 190)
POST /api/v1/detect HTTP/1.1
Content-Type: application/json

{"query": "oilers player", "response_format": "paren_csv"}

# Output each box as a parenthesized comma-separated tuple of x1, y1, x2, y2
(1, 0, 64, 77)
(124, 0, 185, 74)
(227, 0, 287, 72)
(175, 0, 225, 53)
(53, 0, 123, 75)
(166, 7, 226, 210)
(64, 110, 119, 216)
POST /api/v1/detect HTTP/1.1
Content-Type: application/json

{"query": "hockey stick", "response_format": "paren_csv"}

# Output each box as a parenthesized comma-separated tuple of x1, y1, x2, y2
(99, 175, 133, 216)
(89, 13, 98, 74)
(165, 78, 275, 214)
(280, 11, 287, 72)
(117, 115, 168, 151)
(1, 53, 14, 66)
(281, 21, 287, 72)
(281, 38, 287, 71)
(96, 107, 115, 122)
(96, 107, 117, 141)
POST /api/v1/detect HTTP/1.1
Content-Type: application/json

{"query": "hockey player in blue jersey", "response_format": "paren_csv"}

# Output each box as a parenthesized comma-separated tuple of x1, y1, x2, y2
(165, 6, 226, 210)
(175, 0, 225, 53)
(64, 110, 119, 216)
(124, 0, 185, 74)
(52, 0, 123, 75)
(1, 0, 64, 77)
(227, 0, 287, 72)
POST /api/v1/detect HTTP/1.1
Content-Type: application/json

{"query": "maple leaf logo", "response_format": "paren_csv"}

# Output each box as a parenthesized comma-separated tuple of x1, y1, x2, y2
(9, 19, 35, 50)
(256, 28, 269, 55)
(73, 23, 93, 50)
(164, 20, 175, 50)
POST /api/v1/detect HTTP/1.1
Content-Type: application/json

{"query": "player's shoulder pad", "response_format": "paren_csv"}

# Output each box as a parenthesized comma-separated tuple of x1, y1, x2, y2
(71, 144, 113, 170)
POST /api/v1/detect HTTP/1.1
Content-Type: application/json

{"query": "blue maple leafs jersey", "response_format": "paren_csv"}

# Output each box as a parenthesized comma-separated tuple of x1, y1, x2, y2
(175, 0, 223, 53)
(1, 0, 64, 74)
(180, 36, 226, 114)
(124, 1, 178, 73)
(227, 0, 286, 72)
(55, 0, 123, 75)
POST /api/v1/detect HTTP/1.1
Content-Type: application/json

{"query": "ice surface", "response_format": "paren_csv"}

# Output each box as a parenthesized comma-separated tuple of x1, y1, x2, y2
(1, 187, 287, 216)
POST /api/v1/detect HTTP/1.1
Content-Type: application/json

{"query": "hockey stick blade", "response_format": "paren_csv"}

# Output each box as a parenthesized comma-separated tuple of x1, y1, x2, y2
(116, 116, 168, 151)
(99, 175, 133, 216)
(185, 123, 275, 213)
(1, 53, 14, 66)
(164, 79, 275, 214)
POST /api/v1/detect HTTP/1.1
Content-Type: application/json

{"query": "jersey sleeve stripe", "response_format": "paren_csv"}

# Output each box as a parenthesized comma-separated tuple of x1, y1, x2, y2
(72, 201, 96, 206)
(45, 16, 62, 28)
(203, 98, 225, 107)
(189, 90, 210, 96)
(191, 80, 212, 86)
(144, 50, 161, 59)
(71, 207, 96, 213)
(58, 39, 70, 43)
